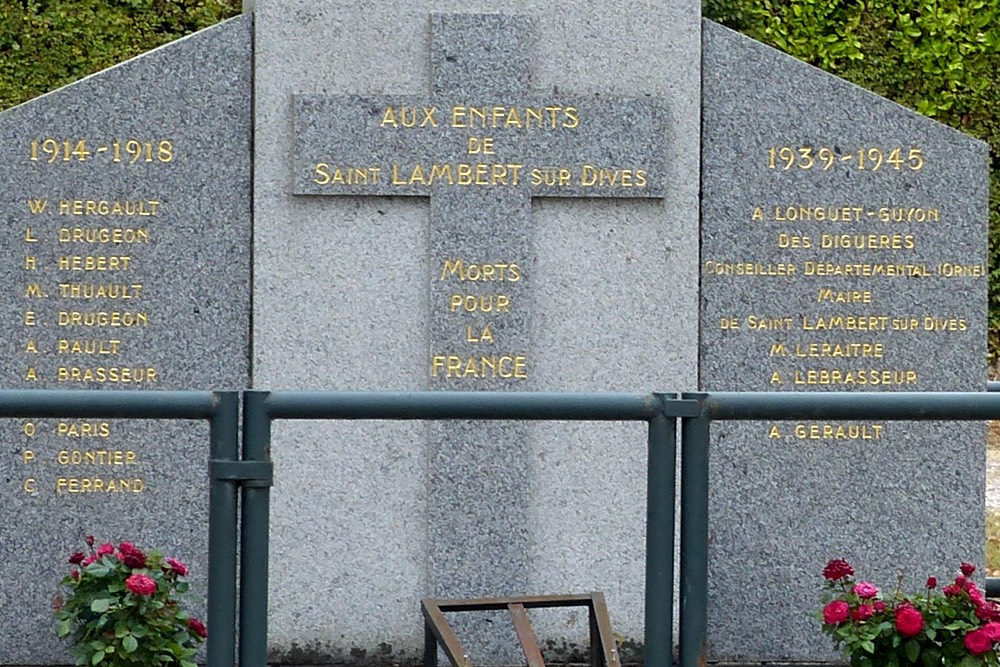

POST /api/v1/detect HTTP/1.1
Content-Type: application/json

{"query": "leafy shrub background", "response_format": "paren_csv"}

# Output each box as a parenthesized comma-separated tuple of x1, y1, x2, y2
(0, 0, 239, 109)
(1, 0, 997, 358)
(705, 0, 1000, 364)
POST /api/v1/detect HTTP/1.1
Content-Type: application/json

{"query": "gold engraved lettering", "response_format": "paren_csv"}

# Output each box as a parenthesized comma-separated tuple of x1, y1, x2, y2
(58, 228, 150, 244)
(745, 316, 794, 330)
(391, 163, 523, 186)
(448, 294, 510, 313)
(820, 234, 915, 250)
(431, 355, 528, 379)
(23, 479, 36, 493)
(58, 200, 159, 216)
(937, 263, 987, 277)
(530, 168, 572, 187)
(24, 283, 45, 298)
(58, 284, 143, 299)
(465, 325, 495, 343)
(703, 261, 796, 276)
(24, 256, 37, 270)
(817, 289, 872, 303)
(25, 227, 38, 242)
(793, 423, 885, 440)
(877, 207, 939, 223)
(801, 315, 889, 331)
(25, 368, 38, 381)
(55, 478, 145, 493)
(57, 311, 148, 327)
(27, 199, 48, 214)
(440, 260, 521, 282)
(802, 263, 930, 277)
(313, 164, 381, 186)
(57, 450, 136, 465)
(23, 450, 35, 463)
(381, 106, 439, 128)
(467, 137, 495, 155)
(580, 165, 647, 188)
(923, 317, 967, 332)
(58, 256, 133, 271)
(56, 366, 158, 384)
(792, 369, 918, 386)
(774, 206, 863, 222)
(778, 234, 812, 248)
(57, 339, 122, 355)
(25, 341, 38, 353)
(793, 342, 884, 358)
(450, 105, 578, 129)
(24, 311, 36, 326)
(57, 422, 111, 437)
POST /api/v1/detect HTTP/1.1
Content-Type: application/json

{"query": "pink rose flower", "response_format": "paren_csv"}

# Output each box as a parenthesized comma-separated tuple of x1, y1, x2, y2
(895, 606, 924, 637)
(961, 562, 977, 577)
(823, 600, 850, 625)
(67, 552, 85, 565)
(187, 617, 207, 639)
(851, 604, 874, 622)
(81, 555, 96, 567)
(964, 629, 992, 656)
(165, 557, 189, 576)
(943, 584, 961, 597)
(873, 601, 886, 612)
(125, 574, 156, 596)
(983, 622, 1000, 641)
(118, 543, 147, 569)
(926, 577, 937, 589)
(96, 543, 114, 557)
(852, 581, 879, 599)
(823, 559, 854, 581)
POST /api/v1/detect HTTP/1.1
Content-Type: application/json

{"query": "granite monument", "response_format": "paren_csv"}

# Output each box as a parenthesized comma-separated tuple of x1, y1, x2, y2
(0, 1, 989, 665)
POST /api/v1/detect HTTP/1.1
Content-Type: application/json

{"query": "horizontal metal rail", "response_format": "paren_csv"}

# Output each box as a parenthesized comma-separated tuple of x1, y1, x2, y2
(257, 390, 700, 420)
(0, 388, 220, 418)
(696, 391, 1000, 420)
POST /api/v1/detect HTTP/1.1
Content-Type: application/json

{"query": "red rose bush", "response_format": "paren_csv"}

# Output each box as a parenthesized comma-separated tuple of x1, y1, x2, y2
(54, 537, 206, 667)
(820, 559, 1000, 667)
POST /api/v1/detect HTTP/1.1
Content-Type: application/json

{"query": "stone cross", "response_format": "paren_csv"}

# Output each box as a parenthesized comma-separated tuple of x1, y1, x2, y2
(293, 13, 664, 599)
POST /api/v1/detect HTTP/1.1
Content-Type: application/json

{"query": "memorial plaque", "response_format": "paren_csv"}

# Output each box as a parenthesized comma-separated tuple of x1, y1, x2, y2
(700, 22, 988, 661)
(0, 17, 251, 663)
(292, 14, 666, 614)
(255, 0, 699, 660)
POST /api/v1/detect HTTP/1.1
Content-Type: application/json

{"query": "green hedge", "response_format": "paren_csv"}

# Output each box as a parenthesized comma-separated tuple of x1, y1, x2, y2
(0, 0, 239, 110)
(705, 0, 1000, 363)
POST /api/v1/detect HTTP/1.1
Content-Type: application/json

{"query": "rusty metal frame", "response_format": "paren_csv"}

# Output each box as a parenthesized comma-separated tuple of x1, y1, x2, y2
(421, 593, 621, 667)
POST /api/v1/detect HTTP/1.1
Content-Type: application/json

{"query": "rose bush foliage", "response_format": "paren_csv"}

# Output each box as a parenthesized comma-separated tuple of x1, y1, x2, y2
(54, 536, 205, 667)
(820, 559, 1000, 667)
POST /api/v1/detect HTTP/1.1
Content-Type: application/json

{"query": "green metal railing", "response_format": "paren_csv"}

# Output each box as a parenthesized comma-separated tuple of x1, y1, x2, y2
(238, 389, 1000, 667)
(239, 390, 700, 667)
(0, 389, 242, 667)
(12, 388, 1000, 667)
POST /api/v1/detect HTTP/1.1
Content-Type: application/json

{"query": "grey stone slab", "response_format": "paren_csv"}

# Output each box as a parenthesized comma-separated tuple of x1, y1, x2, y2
(700, 21, 988, 662)
(254, 0, 700, 662)
(0, 16, 251, 664)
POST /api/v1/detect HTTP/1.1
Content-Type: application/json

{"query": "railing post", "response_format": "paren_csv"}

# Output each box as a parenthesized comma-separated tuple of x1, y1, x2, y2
(679, 394, 710, 667)
(644, 394, 676, 667)
(207, 391, 240, 667)
(241, 390, 273, 667)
